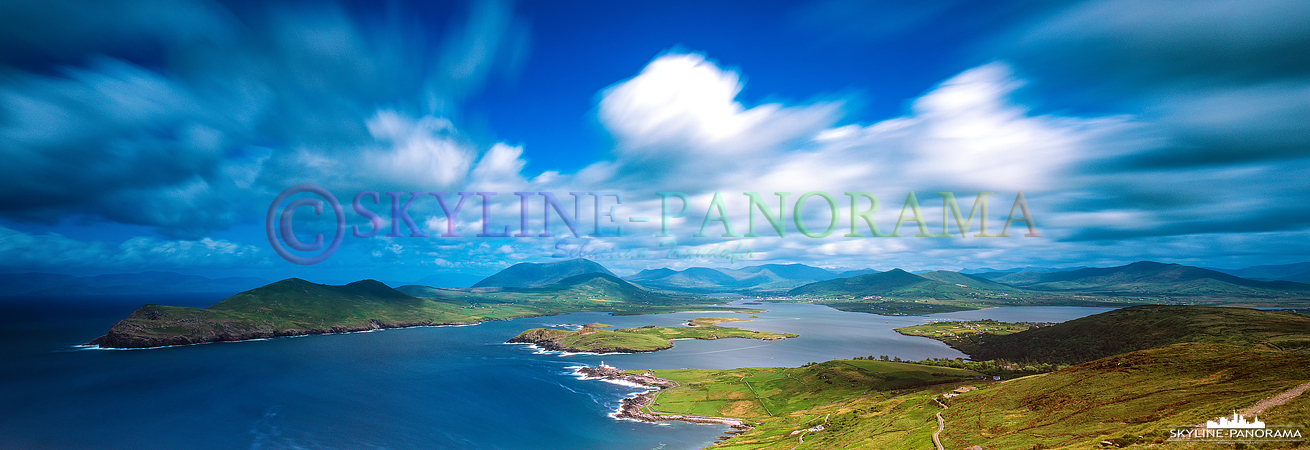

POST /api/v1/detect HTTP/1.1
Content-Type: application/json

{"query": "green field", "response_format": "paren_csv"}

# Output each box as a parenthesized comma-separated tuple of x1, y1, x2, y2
(895, 319, 1050, 340)
(509, 317, 797, 352)
(628, 360, 982, 448)
(624, 344, 1310, 449)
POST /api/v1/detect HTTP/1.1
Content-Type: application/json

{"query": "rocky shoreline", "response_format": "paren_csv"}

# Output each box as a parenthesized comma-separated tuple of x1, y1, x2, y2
(86, 304, 503, 349)
(575, 364, 752, 434)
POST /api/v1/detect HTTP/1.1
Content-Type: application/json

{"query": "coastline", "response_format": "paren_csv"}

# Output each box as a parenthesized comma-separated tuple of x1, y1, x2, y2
(574, 364, 752, 433)
(87, 304, 753, 350)
(84, 321, 487, 350)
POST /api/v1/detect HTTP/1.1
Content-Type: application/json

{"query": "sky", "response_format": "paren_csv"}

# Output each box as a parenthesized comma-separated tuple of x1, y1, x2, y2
(1, 0, 1309, 283)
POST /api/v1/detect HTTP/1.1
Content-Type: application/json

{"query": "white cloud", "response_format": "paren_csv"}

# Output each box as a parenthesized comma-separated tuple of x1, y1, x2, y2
(596, 53, 843, 190)
(366, 110, 476, 189)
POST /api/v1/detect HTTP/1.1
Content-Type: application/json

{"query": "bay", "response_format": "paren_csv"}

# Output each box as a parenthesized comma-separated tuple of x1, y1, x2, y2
(0, 296, 1113, 449)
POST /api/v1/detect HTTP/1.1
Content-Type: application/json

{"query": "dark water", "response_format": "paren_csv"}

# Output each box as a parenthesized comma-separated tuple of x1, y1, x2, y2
(0, 296, 1113, 449)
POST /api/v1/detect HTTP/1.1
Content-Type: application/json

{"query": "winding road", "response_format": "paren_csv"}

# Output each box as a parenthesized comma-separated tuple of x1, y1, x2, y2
(933, 398, 947, 450)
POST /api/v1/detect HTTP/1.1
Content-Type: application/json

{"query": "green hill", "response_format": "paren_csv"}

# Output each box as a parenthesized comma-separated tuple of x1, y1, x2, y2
(905, 305, 1310, 364)
(471, 258, 614, 288)
(90, 279, 517, 348)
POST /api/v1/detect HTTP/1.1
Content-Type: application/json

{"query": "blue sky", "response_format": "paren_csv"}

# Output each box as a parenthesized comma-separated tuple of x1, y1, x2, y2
(2, 0, 1309, 283)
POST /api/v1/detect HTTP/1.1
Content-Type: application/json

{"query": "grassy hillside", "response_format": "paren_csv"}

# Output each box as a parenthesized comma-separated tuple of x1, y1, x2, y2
(899, 305, 1310, 365)
(942, 343, 1310, 449)
(630, 344, 1310, 449)
(633, 360, 981, 449)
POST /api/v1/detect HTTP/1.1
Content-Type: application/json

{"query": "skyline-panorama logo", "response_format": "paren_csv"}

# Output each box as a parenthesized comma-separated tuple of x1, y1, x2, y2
(1169, 411, 1304, 444)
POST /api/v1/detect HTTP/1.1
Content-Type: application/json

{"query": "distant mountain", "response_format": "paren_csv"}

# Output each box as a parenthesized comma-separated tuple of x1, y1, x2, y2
(785, 268, 1020, 299)
(626, 263, 850, 293)
(1214, 262, 1310, 283)
(834, 268, 878, 278)
(0, 271, 269, 296)
(735, 264, 836, 280)
(914, 271, 1017, 290)
(990, 261, 1310, 295)
(630, 268, 676, 279)
(962, 266, 1089, 276)
(471, 259, 615, 288)
(628, 267, 742, 290)
(404, 271, 697, 307)
(525, 273, 656, 301)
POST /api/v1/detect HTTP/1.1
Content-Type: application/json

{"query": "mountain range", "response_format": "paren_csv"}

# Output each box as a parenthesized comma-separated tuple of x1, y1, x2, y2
(1212, 261, 1310, 283)
(983, 261, 1310, 295)
(626, 263, 877, 293)
(87, 258, 1310, 348)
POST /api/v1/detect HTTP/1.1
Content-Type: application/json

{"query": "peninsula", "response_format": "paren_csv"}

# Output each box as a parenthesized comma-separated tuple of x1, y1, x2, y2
(508, 317, 796, 353)
(90, 262, 748, 349)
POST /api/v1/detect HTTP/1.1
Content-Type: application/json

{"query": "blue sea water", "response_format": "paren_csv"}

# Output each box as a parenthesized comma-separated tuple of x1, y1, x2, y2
(0, 296, 1113, 449)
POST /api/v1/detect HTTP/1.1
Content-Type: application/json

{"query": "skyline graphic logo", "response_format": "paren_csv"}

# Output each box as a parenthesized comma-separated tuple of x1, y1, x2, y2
(1205, 411, 1265, 429)
(1169, 410, 1303, 444)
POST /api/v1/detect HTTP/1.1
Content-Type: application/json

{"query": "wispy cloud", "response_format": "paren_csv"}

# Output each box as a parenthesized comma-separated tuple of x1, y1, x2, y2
(0, 0, 528, 238)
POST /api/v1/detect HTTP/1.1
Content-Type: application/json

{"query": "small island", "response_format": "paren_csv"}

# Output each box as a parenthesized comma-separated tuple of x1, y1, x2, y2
(508, 317, 797, 353)
(895, 319, 1051, 340)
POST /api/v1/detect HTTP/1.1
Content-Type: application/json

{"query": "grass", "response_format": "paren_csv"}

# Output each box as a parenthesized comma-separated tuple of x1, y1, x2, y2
(628, 360, 981, 449)
(623, 344, 1310, 449)
(942, 343, 1310, 449)
(896, 319, 1049, 341)
(510, 317, 797, 352)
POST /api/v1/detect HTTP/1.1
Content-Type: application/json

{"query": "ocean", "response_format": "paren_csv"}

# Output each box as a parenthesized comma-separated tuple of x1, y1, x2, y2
(0, 295, 1113, 449)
